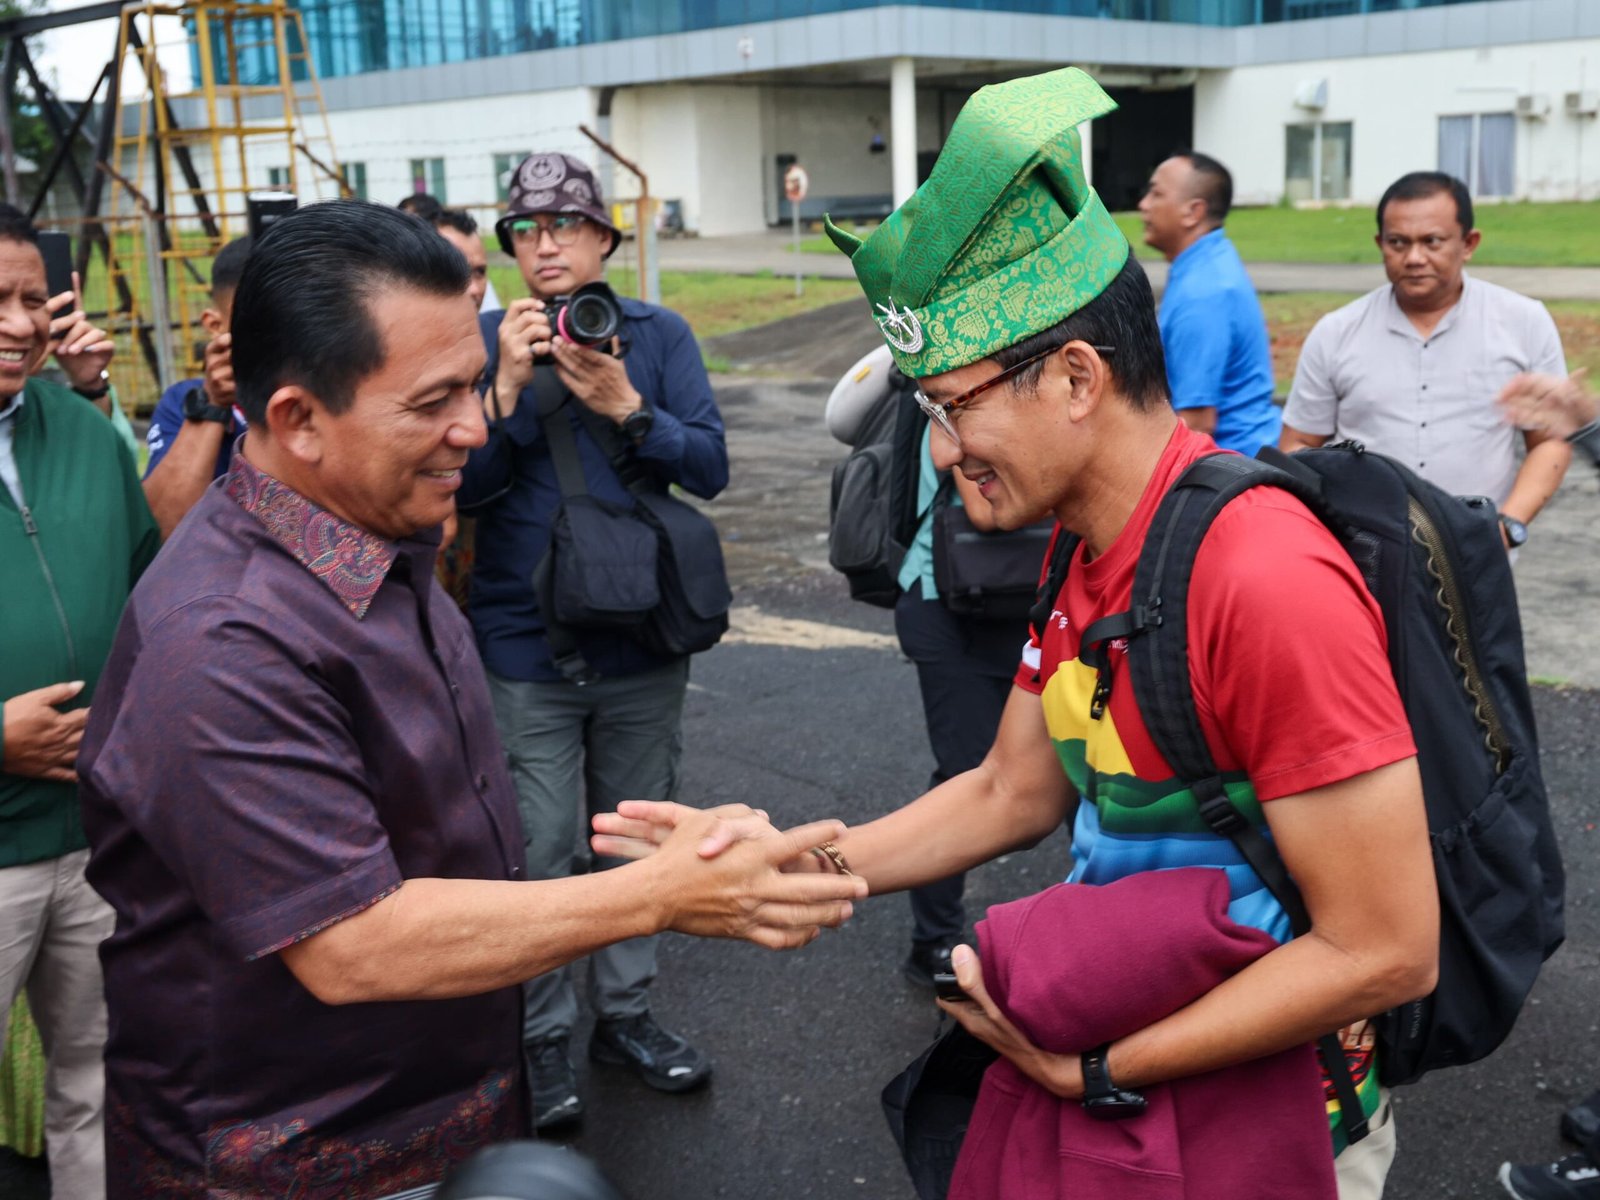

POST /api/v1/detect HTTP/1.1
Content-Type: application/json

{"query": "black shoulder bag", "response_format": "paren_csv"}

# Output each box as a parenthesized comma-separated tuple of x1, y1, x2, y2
(534, 375, 731, 684)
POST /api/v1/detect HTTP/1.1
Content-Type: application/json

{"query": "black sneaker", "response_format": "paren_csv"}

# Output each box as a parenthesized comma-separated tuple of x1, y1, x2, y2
(589, 1013, 711, 1093)
(1499, 1152, 1600, 1199)
(524, 1036, 583, 1131)
(902, 939, 955, 990)
(1564, 1089, 1600, 1147)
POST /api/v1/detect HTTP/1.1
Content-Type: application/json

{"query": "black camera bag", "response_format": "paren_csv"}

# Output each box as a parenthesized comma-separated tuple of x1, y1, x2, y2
(930, 477, 1054, 622)
(534, 493, 659, 630)
(535, 375, 729, 683)
(629, 489, 731, 659)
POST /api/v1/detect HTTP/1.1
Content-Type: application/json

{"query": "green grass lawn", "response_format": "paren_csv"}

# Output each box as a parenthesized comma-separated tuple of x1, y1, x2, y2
(804, 202, 1600, 267)
(1257, 292, 1600, 397)
(1116, 203, 1600, 266)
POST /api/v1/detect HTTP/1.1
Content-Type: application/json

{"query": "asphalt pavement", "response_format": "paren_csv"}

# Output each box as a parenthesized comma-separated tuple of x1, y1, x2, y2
(3, 306, 1597, 1199)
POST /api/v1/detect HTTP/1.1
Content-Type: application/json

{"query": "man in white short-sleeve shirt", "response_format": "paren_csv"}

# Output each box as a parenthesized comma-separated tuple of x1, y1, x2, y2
(1281, 172, 1571, 551)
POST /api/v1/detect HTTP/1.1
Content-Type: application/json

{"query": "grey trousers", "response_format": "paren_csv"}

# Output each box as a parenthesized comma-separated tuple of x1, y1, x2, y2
(0, 847, 114, 1200)
(488, 660, 689, 1043)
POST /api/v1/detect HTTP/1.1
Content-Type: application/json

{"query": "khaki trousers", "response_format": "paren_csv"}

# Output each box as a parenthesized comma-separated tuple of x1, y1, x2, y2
(0, 848, 114, 1200)
(1335, 1090, 1397, 1200)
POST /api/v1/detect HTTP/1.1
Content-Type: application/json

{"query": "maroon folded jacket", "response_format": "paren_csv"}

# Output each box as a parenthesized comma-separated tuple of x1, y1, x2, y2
(948, 868, 1337, 1200)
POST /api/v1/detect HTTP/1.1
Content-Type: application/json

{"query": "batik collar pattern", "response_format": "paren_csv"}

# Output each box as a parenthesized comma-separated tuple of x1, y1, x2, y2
(224, 450, 397, 619)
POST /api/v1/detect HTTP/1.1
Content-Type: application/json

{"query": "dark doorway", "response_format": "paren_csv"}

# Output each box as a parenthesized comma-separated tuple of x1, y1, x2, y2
(1092, 85, 1194, 212)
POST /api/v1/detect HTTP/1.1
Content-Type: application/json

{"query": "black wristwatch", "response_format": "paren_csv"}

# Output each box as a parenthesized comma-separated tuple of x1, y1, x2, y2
(1498, 513, 1529, 549)
(1080, 1042, 1147, 1121)
(72, 370, 111, 401)
(183, 385, 232, 427)
(620, 407, 654, 445)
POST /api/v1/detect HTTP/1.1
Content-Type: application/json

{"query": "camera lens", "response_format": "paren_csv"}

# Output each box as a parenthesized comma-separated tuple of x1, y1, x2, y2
(564, 294, 619, 345)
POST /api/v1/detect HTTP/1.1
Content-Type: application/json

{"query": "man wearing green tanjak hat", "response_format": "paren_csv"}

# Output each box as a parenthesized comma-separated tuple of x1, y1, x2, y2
(598, 67, 1435, 1195)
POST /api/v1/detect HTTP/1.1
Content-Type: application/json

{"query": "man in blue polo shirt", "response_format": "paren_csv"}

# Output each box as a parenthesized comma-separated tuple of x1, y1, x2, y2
(1138, 152, 1280, 456)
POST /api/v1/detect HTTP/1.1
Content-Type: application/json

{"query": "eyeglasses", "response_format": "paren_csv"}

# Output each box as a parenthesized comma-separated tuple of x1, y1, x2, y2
(510, 214, 588, 246)
(913, 343, 1116, 446)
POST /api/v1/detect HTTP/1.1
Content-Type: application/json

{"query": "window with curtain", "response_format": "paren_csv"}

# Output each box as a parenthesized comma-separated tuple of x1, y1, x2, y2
(1319, 121, 1352, 201)
(1438, 115, 1473, 184)
(1437, 113, 1515, 198)
(342, 161, 369, 201)
(493, 152, 531, 202)
(1477, 114, 1515, 197)
(1284, 121, 1350, 202)
(409, 157, 447, 202)
(1285, 123, 1315, 203)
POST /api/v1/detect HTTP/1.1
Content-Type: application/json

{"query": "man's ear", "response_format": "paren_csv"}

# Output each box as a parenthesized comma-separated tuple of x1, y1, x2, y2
(1462, 228, 1482, 259)
(1058, 341, 1111, 422)
(261, 384, 327, 465)
(199, 307, 225, 336)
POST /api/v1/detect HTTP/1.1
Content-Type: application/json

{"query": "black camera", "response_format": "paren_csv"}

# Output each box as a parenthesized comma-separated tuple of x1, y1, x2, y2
(543, 281, 623, 354)
(246, 190, 297, 240)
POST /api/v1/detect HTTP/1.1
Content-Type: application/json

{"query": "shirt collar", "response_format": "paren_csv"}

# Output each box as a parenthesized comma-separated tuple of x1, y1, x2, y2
(223, 446, 399, 620)
(1384, 271, 1472, 341)
(0, 391, 23, 423)
(1169, 228, 1225, 276)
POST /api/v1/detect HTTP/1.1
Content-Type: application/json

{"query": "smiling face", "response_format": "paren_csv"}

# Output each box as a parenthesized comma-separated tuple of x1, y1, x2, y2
(922, 348, 1080, 531)
(302, 285, 488, 539)
(1377, 190, 1479, 313)
(0, 239, 51, 402)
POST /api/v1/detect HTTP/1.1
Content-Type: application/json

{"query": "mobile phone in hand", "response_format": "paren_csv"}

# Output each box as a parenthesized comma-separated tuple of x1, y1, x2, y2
(933, 972, 968, 1002)
(39, 230, 73, 299)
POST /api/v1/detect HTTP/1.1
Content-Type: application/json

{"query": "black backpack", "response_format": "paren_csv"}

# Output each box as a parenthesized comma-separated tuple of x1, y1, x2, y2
(827, 374, 925, 608)
(1029, 441, 1566, 1141)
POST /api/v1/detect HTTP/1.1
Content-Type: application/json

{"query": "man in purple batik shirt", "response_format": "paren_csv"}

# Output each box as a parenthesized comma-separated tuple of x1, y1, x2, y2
(76, 201, 863, 1200)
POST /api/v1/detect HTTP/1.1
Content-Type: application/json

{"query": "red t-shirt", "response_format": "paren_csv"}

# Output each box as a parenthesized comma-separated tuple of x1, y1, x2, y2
(1014, 421, 1417, 1146)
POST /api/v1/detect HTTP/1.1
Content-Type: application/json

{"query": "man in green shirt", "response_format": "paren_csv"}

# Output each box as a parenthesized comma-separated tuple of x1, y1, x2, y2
(0, 202, 159, 1200)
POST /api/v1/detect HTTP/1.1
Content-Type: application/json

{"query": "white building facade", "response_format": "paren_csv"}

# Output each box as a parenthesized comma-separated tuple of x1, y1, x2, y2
(171, 0, 1600, 234)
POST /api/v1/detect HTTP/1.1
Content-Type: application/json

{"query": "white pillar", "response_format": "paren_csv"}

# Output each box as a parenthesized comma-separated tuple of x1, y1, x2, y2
(1079, 119, 1093, 188)
(890, 56, 917, 207)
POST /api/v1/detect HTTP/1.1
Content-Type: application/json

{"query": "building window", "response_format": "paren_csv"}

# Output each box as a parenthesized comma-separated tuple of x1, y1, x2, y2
(409, 157, 447, 202)
(267, 166, 292, 188)
(341, 161, 368, 201)
(1285, 121, 1351, 203)
(494, 152, 530, 203)
(1439, 113, 1515, 198)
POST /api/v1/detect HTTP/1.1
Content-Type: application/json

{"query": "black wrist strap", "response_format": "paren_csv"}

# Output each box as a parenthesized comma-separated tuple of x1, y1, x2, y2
(1080, 1042, 1147, 1121)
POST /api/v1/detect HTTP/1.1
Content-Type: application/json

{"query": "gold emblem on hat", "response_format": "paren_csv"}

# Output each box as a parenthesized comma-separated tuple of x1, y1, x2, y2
(875, 299, 924, 355)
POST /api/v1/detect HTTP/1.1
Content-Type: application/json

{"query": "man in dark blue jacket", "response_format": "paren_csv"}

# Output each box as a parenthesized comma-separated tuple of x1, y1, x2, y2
(458, 153, 728, 1131)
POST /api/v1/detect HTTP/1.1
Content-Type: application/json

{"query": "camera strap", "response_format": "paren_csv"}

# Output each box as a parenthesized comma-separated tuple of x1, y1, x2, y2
(534, 369, 610, 686)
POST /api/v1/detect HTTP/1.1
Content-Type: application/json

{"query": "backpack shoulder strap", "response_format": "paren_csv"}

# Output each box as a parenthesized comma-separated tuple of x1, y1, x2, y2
(1120, 454, 1325, 921)
(1027, 525, 1080, 646)
(1082, 450, 1373, 1144)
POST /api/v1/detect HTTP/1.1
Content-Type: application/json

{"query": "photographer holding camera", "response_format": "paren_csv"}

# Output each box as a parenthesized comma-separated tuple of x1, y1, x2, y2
(458, 153, 730, 1132)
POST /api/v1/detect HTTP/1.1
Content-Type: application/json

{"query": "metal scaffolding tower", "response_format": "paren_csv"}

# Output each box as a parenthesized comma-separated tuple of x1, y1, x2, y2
(98, 0, 344, 404)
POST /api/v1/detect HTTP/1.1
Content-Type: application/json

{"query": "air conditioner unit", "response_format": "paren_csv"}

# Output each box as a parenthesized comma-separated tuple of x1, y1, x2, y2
(1516, 92, 1552, 119)
(1566, 90, 1600, 117)
(1293, 78, 1329, 111)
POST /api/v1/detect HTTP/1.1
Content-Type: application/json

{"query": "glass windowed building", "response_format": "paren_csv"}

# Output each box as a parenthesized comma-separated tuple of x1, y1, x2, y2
(186, 0, 1600, 236)
(206, 0, 1520, 86)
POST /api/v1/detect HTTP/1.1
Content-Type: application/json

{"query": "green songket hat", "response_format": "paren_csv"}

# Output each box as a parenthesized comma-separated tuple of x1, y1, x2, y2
(826, 66, 1129, 379)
